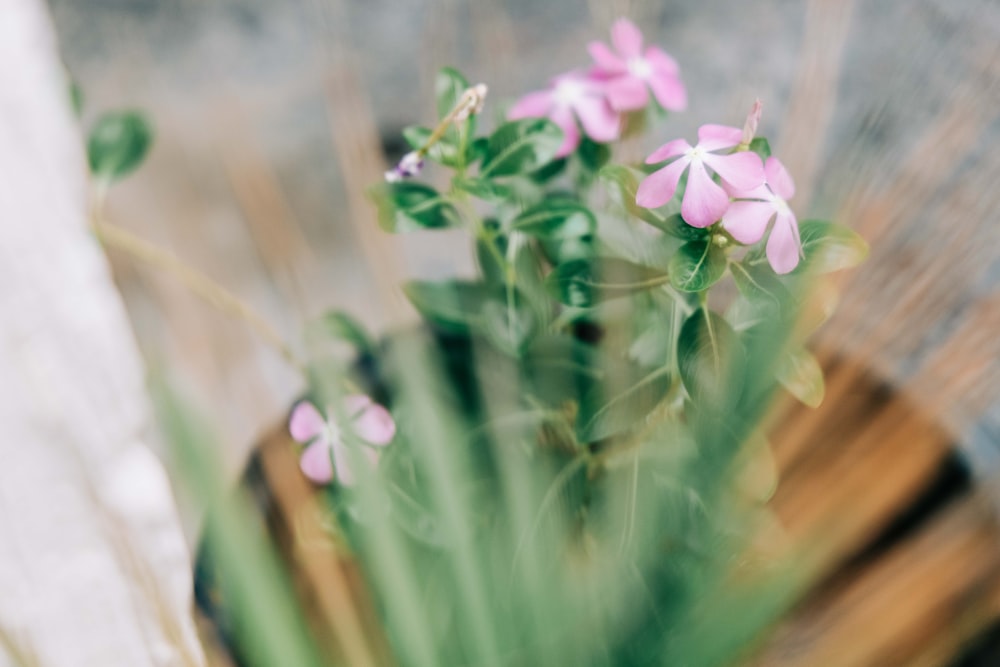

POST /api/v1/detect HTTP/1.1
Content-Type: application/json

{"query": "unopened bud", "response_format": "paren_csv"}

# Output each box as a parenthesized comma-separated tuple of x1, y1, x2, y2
(454, 83, 489, 122)
(741, 98, 762, 146)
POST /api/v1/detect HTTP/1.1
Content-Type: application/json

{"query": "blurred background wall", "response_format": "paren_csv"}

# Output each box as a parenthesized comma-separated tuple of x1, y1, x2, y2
(47, 0, 1000, 531)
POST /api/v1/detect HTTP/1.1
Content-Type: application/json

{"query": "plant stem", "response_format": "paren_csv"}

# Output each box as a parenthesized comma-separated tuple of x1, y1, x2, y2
(91, 217, 306, 374)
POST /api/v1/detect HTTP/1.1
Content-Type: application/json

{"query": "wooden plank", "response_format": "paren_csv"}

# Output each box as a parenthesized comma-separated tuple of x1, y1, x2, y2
(750, 495, 1000, 667)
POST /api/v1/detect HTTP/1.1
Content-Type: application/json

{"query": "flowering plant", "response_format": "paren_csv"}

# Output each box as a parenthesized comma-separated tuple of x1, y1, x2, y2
(285, 18, 868, 665)
(85, 16, 869, 667)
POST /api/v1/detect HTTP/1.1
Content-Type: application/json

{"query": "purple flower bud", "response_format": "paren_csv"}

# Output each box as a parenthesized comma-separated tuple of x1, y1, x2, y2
(385, 151, 424, 183)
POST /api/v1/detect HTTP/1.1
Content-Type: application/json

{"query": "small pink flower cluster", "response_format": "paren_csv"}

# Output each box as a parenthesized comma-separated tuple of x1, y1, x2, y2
(508, 18, 687, 157)
(289, 395, 396, 486)
(509, 19, 801, 273)
(637, 103, 802, 274)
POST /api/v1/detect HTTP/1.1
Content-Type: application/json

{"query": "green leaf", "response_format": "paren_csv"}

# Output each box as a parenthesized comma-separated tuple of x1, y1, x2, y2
(87, 111, 153, 183)
(579, 367, 672, 443)
(729, 260, 792, 319)
(475, 231, 506, 285)
(371, 182, 459, 232)
(528, 157, 568, 184)
(748, 137, 771, 161)
(795, 220, 869, 274)
(402, 125, 459, 167)
(453, 177, 512, 202)
(403, 281, 488, 334)
(512, 200, 596, 240)
(776, 347, 825, 408)
(669, 240, 726, 292)
(545, 257, 670, 308)
(599, 166, 707, 240)
(577, 137, 611, 172)
(629, 293, 685, 368)
(653, 214, 712, 241)
(599, 165, 666, 227)
(435, 67, 474, 143)
(480, 118, 563, 177)
(677, 308, 747, 405)
(435, 67, 469, 121)
(309, 311, 375, 357)
(481, 293, 538, 356)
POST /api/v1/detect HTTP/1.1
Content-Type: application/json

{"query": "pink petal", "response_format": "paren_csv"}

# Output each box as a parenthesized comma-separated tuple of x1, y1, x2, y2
(604, 76, 649, 111)
(332, 441, 380, 487)
(508, 90, 552, 120)
(550, 105, 581, 157)
(701, 151, 765, 191)
(635, 157, 689, 209)
(299, 441, 334, 484)
(721, 200, 775, 244)
(696, 124, 743, 151)
(765, 157, 796, 200)
(647, 72, 687, 111)
(611, 18, 644, 58)
(766, 210, 802, 274)
(681, 161, 732, 227)
(644, 46, 680, 75)
(573, 95, 620, 143)
(587, 41, 626, 73)
(352, 401, 396, 446)
(645, 138, 691, 164)
(289, 401, 325, 443)
(343, 394, 373, 414)
(724, 182, 771, 200)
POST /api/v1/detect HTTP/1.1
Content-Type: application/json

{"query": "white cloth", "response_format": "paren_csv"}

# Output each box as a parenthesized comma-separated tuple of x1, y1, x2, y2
(0, 2, 204, 665)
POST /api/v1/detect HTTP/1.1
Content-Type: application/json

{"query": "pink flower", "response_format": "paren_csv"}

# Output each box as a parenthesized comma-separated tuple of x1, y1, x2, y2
(721, 157, 802, 274)
(508, 70, 621, 157)
(587, 18, 687, 113)
(636, 125, 766, 228)
(288, 396, 396, 486)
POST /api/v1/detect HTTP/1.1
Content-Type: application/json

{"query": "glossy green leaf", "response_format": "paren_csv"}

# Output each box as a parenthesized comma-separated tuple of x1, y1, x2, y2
(475, 231, 507, 286)
(677, 308, 747, 405)
(436, 67, 469, 120)
(775, 347, 825, 408)
(599, 165, 666, 227)
(480, 118, 563, 177)
(87, 111, 153, 183)
(481, 294, 538, 356)
(371, 182, 459, 232)
(748, 137, 771, 161)
(577, 137, 611, 172)
(435, 67, 474, 143)
(729, 260, 792, 321)
(545, 257, 670, 308)
(512, 200, 596, 240)
(669, 240, 726, 292)
(453, 177, 512, 202)
(403, 281, 488, 333)
(579, 367, 672, 443)
(403, 126, 459, 167)
(528, 157, 568, 184)
(629, 293, 685, 368)
(795, 220, 869, 274)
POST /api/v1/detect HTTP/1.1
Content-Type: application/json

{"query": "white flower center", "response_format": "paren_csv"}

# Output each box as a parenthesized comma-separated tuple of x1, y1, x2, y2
(323, 418, 342, 444)
(553, 79, 586, 106)
(627, 57, 653, 80)
(773, 196, 791, 216)
(686, 145, 706, 161)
